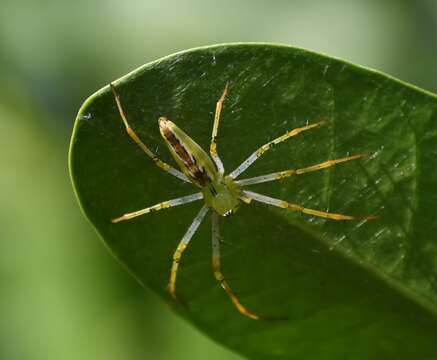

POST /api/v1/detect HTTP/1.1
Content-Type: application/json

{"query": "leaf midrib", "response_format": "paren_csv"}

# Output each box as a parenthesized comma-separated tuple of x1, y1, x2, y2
(266, 201, 437, 320)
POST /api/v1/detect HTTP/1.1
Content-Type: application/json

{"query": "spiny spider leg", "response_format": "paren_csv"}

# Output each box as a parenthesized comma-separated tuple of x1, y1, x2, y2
(111, 193, 203, 223)
(243, 190, 377, 221)
(212, 212, 263, 320)
(229, 121, 324, 179)
(210, 82, 229, 174)
(168, 205, 209, 300)
(110, 83, 189, 182)
(236, 154, 365, 186)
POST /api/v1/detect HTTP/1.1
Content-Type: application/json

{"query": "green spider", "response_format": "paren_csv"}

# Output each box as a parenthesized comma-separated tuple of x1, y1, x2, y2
(110, 83, 375, 320)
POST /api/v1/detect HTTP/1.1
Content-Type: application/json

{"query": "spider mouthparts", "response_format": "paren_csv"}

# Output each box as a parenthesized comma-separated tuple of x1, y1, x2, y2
(223, 210, 233, 217)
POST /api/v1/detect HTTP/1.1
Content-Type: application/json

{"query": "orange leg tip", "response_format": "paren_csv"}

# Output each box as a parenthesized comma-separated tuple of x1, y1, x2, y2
(366, 215, 380, 220)
(245, 312, 289, 321)
(166, 284, 179, 301)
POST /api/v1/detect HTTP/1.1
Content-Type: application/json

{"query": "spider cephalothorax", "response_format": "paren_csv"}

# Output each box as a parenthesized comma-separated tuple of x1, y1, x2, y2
(202, 176, 242, 217)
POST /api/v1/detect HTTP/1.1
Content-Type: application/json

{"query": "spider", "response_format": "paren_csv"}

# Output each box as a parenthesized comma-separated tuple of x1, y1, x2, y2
(109, 82, 375, 320)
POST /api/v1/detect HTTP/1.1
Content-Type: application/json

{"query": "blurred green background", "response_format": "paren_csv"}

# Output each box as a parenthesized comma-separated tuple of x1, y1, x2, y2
(1, 1, 436, 359)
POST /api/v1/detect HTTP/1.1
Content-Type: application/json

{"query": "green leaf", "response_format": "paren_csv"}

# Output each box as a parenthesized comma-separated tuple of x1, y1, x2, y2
(69, 44, 437, 359)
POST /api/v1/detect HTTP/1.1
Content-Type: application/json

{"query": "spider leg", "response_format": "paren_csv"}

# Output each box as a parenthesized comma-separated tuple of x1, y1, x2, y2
(236, 154, 365, 186)
(209, 83, 229, 174)
(212, 212, 263, 320)
(111, 192, 203, 223)
(168, 205, 209, 300)
(110, 83, 189, 182)
(242, 190, 377, 220)
(229, 121, 324, 179)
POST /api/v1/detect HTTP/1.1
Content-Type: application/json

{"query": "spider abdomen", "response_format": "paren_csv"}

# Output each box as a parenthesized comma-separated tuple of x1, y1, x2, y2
(159, 117, 217, 187)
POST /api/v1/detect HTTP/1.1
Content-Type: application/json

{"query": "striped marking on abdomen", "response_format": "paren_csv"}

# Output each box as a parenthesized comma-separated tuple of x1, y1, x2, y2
(159, 118, 211, 187)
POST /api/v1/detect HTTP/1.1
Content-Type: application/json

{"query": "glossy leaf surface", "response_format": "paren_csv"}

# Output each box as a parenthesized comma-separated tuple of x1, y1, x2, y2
(70, 44, 437, 359)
